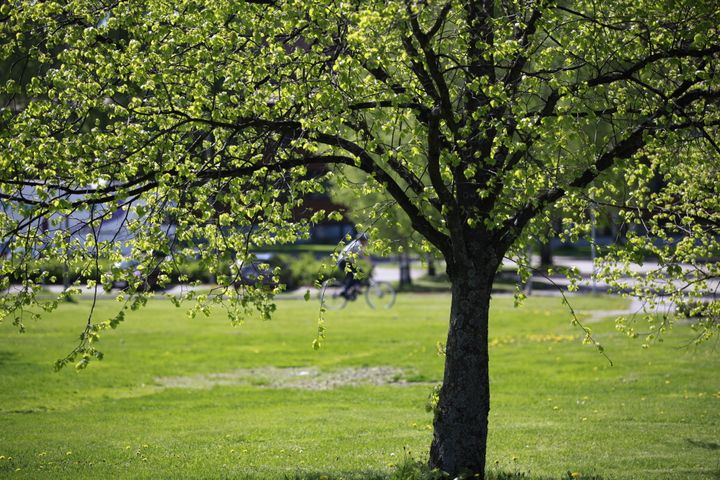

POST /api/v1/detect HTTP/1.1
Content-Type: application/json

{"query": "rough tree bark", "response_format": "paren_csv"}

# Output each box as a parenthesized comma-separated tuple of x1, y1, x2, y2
(430, 243, 502, 476)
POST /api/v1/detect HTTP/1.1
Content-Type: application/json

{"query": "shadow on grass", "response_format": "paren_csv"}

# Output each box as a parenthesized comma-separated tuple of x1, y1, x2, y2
(0, 350, 18, 366)
(686, 438, 720, 450)
(395, 282, 453, 293)
(277, 461, 605, 480)
(395, 273, 518, 294)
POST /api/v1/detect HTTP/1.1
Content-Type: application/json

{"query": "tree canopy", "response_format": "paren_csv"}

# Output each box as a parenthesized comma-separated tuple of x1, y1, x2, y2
(2, 0, 719, 476)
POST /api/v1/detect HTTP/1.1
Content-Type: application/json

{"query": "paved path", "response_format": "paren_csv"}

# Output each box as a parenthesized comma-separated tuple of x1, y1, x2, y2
(19, 256, 717, 316)
(372, 264, 426, 283)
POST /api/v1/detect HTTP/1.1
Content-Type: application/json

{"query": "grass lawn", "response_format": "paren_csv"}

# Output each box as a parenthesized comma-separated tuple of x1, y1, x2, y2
(0, 293, 718, 479)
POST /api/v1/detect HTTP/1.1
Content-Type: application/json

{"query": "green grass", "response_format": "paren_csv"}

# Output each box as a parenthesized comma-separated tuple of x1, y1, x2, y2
(0, 293, 718, 479)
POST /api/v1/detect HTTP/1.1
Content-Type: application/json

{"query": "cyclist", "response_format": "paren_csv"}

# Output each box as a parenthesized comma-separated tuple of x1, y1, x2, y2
(337, 233, 369, 299)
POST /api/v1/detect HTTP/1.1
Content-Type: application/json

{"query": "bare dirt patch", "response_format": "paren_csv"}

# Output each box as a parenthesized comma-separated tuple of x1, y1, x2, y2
(154, 366, 420, 390)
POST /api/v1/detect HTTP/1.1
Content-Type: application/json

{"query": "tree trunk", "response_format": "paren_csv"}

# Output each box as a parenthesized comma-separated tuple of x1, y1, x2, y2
(399, 252, 412, 287)
(427, 255, 437, 277)
(539, 240, 553, 269)
(429, 261, 495, 477)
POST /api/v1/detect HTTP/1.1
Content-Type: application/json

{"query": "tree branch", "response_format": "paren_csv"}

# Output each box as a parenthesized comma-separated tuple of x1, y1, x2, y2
(404, 0, 456, 131)
(587, 45, 720, 87)
(310, 133, 452, 256)
(427, 112, 456, 209)
(499, 85, 720, 246)
(503, 6, 544, 90)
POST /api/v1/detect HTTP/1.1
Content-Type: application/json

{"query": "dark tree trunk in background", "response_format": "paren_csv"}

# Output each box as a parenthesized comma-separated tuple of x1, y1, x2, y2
(539, 240, 553, 269)
(429, 250, 499, 477)
(398, 251, 412, 287)
(427, 255, 436, 277)
(63, 216, 70, 290)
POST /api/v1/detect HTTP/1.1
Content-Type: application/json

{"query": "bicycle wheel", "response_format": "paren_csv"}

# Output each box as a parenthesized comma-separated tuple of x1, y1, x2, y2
(365, 280, 396, 309)
(320, 278, 348, 310)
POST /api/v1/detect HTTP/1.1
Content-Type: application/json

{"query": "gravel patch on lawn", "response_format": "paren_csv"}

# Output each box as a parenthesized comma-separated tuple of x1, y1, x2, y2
(154, 366, 421, 390)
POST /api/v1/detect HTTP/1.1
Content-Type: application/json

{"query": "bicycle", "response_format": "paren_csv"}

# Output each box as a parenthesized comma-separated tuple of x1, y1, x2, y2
(319, 276, 396, 310)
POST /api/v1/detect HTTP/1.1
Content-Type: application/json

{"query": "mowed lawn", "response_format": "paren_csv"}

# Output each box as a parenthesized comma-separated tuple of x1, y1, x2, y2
(0, 293, 718, 479)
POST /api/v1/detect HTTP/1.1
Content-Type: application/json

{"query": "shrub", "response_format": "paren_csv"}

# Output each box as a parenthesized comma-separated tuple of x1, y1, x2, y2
(16, 252, 344, 290)
(280, 252, 341, 288)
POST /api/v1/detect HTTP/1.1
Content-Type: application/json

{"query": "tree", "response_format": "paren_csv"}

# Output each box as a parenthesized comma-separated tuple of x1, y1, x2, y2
(1, 0, 719, 476)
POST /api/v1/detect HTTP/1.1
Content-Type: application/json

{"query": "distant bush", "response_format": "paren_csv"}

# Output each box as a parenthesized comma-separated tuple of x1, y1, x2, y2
(17, 252, 341, 290)
(278, 252, 341, 288)
(172, 260, 214, 284)
(231, 255, 297, 291)
(11, 258, 114, 285)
